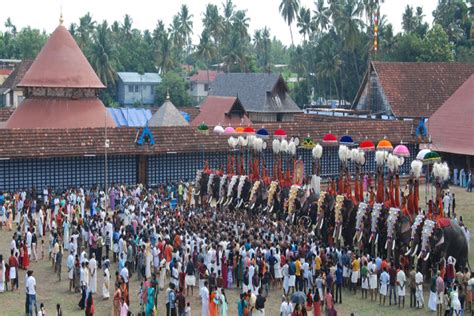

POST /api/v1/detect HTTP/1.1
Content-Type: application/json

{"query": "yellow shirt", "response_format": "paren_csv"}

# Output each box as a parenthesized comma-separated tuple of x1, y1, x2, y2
(315, 256, 321, 270)
(295, 260, 302, 276)
(352, 259, 360, 272)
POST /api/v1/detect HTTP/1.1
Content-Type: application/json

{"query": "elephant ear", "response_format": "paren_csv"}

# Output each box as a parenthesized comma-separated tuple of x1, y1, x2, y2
(432, 228, 445, 249)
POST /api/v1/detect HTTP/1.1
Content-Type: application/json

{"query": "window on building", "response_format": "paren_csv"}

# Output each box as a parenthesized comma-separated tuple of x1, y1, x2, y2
(276, 113, 283, 122)
(204, 84, 209, 91)
(135, 85, 139, 92)
(128, 85, 134, 93)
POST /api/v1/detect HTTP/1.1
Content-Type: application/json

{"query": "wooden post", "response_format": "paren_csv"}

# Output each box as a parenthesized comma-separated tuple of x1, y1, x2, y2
(138, 155, 147, 185)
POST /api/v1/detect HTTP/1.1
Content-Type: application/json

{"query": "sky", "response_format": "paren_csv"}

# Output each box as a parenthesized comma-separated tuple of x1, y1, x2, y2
(0, 0, 438, 46)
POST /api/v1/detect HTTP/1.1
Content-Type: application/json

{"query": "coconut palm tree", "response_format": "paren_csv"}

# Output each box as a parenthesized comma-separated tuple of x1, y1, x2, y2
(334, 0, 364, 81)
(316, 40, 341, 100)
(76, 13, 96, 50)
(89, 21, 118, 87)
(178, 4, 193, 53)
(203, 4, 223, 45)
(312, 0, 330, 32)
(197, 30, 217, 85)
(297, 7, 312, 41)
(232, 10, 250, 38)
(279, 0, 300, 46)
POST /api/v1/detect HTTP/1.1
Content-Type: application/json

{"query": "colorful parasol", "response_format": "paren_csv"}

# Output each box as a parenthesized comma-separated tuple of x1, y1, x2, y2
(274, 128, 287, 138)
(376, 139, 393, 151)
(423, 151, 441, 163)
(339, 135, 355, 146)
(224, 126, 236, 134)
(213, 125, 225, 134)
(359, 140, 375, 151)
(235, 127, 245, 133)
(322, 133, 338, 145)
(256, 128, 270, 139)
(416, 148, 431, 160)
(243, 127, 256, 134)
(393, 144, 410, 157)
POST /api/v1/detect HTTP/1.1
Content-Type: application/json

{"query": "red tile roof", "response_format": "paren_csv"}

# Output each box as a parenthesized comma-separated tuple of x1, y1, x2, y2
(0, 69, 12, 76)
(18, 25, 105, 89)
(370, 61, 474, 118)
(189, 70, 221, 83)
(428, 74, 474, 155)
(0, 119, 417, 158)
(6, 97, 116, 129)
(0, 108, 14, 121)
(191, 96, 251, 126)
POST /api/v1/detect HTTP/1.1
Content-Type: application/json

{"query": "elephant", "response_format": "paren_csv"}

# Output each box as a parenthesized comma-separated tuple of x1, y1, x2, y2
(341, 198, 358, 248)
(248, 180, 268, 213)
(419, 219, 469, 272)
(353, 202, 370, 250)
(236, 176, 252, 209)
(315, 192, 336, 245)
(217, 174, 229, 206)
(193, 170, 210, 207)
(224, 175, 239, 208)
(404, 214, 426, 257)
(207, 174, 220, 208)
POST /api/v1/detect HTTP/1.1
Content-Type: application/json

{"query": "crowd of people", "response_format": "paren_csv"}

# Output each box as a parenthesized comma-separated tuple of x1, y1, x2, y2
(0, 183, 471, 316)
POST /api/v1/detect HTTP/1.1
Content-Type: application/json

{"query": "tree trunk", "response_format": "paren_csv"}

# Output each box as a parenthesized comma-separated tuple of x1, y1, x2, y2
(353, 51, 361, 83)
(290, 25, 294, 46)
(333, 77, 340, 104)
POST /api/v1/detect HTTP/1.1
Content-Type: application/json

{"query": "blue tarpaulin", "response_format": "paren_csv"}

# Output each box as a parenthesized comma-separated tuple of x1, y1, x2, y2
(108, 108, 152, 127)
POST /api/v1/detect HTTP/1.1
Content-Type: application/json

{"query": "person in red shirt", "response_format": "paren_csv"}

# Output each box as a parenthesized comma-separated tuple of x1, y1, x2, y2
(8, 249, 18, 291)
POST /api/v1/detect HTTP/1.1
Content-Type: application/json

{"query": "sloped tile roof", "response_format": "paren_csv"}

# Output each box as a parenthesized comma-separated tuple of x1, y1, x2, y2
(428, 74, 474, 155)
(372, 61, 474, 118)
(191, 96, 251, 126)
(1, 60, 33, 90)
(18, 25, 105, 88)
(0, 119, 417, 158)
(148, 99, 189, 127)
(209, 73, 302, 113)
(189, 70, 221, 83)
(0, 108, 14, 121)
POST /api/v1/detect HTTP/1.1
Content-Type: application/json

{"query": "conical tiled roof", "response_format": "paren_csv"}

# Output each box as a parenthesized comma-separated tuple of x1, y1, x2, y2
(148, 98, 189, 127)
(18, 25, 105, 88)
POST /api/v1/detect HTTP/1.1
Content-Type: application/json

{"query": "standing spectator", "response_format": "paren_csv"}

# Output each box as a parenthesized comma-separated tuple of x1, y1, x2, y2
(415, 269, 424, 308)
(85, 291, 94, 316)
(176, 288, 186, 316)
(335, 264, 343, 304)
(437, 271, 445, 316)
(379, 267, 389, 306)
(9, 249, 18, 291)
(280, 295, 293, 316)
(443, 193, 451, 217)
(26, 270, 37, 316)
(409, 266, 416, 308)
(388, 263, 397, 305)
(254, 287, 266, 316)
(396, 264, 406, 308)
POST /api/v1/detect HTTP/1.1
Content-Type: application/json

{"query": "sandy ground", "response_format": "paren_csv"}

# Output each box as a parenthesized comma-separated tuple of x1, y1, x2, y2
(0, 186, 472, 316)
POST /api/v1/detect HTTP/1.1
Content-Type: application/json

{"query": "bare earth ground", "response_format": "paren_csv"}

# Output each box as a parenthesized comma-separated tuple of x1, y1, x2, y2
(0, 186, 472, 316)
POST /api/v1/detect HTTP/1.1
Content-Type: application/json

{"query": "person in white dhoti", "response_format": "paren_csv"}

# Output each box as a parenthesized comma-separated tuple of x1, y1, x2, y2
(200, 281, 210, 316)
(282, 262, 289, 296)
(102, 260, 110, 300)
(368, 259, 378, 301)
(396, 266, 406, 308)
(89, 254, 97, 293)
(0, 255, 5, 293)
(248, 264, 255, 293)
(67, 250, 74, 292)
(415, 270, 424, 308)
(159, 259, 167, 290)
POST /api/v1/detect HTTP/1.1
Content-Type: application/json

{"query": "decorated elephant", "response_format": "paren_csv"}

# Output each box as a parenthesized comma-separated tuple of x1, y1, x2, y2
(404, 213, 426, 257)
(341, 197, 358, 248)
(418, 219, 469, 271)
(315, 191, 336, 245)
(333, 195, 345, 246)
(194, 170, 210, 207)
(217, 174, 229, 206)
(207, 173, 220, 208)
(248, 180, 268, 213)
(236, 175, 252, 209)
(368, 203, 385, 256)
(353, 202, 370, 250)
(224, 175, 239, 207)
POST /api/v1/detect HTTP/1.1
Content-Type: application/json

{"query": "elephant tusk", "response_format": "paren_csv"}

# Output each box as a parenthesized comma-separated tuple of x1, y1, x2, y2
(333, 227, 337, 239)
(405, 248, 412, 256)
(353, 233, 357, 242)
(368, 234, 373, 243)
(320, 218, 324, 230)
(358, 232, 363, 243)
(195, 191, 200, 196)
(270, 205, 274, 213)
(251, 203, 255, 210)
(339, 227, 342, 240)
(375, 234, 379, 245)
(424, 251, 430, 261)
(385, 240, 388, 250)
(413, 244, 418, 257)
(418, 251, 423, 260)
(392, 239, 396, 251)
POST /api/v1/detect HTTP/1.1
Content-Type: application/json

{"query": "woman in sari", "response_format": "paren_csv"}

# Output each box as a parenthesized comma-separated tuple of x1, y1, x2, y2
(6, 204, 13, 231)
(146, 286, 155, 316)
(222, 256, 228, 289)
(112, 283, 122, 316)
(209, 287, 219, 316)
(313, 287, 321, 316)
(219, 289, 228, 316)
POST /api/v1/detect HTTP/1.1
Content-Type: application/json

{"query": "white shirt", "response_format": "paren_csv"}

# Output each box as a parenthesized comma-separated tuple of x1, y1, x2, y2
(120, 267, 129, 283)
(415, 272, 423, 289)
(280, 301, 293, 316)
(26, 276, 36, 295)
(397, 270, 406, 287)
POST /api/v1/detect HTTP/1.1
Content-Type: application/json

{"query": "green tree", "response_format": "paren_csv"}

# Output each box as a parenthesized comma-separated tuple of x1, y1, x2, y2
(297, 7, 312, 41)
(14, 27, 47, 59)
(178, 4, 194, 54)
(419, 24, 454, 62)
(316, 39, 341, 100)
(312, 0, 330, 32)
(279, 0, 300, 46)
(155, 72, 192, 106)
(76, 13, 96, 50)
(88, 21, 119, 87)
(402, 5, 416, 33)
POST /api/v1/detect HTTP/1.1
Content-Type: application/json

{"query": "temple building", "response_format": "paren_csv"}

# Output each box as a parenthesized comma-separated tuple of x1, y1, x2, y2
(5, 24, 115, 129)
